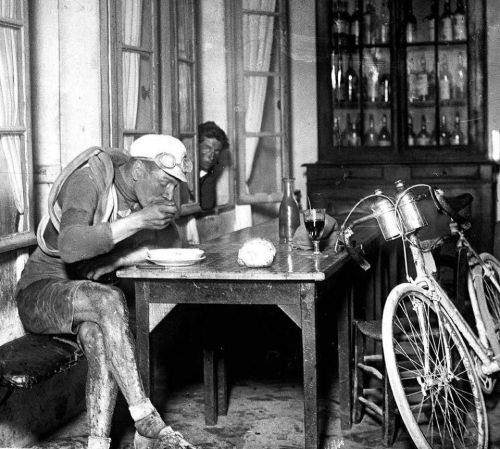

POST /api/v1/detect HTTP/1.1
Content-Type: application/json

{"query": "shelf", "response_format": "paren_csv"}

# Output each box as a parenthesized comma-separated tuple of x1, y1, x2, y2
(333, 102, 361, 109)
(408, 100, 467, 109)
(406, 39, 468, 47)
(407, 101, 436, 108)
(363, 102, 391, 109)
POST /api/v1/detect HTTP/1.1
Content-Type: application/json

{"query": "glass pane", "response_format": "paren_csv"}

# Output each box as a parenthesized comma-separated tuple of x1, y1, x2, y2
(246, 136, 281, 195)
(407, 46, 436, 106)
(0, 26, 22, 127)
(438, 0, 467, 43)
(122, 52, 154, 130)
(359, 0, 391, 45)
(242, 10, 276, 72)
(178, 62, 194, 133)
(244, 75, 281, 134)
(121, 0, 152, 49)
(180, 137, 196, 204)
(0, 0, 22, 20)
(177, 0, 194, 60)
(0, 135, 26, 234)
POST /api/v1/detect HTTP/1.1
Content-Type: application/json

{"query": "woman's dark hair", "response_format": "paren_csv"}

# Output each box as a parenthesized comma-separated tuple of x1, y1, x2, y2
(198, 121, 229, 150)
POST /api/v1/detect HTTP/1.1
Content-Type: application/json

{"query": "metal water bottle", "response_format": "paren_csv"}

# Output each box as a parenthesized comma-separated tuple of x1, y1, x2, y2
(279, 178, 300, 243)
(371, 189, 402, 241)
(394, 180, 427, 234)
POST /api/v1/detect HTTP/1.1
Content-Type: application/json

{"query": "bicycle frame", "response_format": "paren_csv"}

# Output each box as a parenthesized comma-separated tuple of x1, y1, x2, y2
(408, 229, 500, 377)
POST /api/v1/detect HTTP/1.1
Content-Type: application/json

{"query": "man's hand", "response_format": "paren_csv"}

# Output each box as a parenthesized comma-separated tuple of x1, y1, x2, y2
(137, 202, 178, 230)
(84, 246, 149, 280)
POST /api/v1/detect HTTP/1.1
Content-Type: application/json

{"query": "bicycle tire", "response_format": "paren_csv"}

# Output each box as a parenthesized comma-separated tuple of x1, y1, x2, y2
(382, 283, 488, 449)
(473, 252, 500, 344)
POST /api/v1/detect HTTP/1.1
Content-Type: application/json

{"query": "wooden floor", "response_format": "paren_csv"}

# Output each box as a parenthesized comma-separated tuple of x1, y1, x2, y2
(36, 373, 500, 449)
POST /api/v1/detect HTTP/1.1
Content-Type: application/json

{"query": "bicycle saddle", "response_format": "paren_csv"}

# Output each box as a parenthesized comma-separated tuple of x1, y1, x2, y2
(430, 188, 473, 226)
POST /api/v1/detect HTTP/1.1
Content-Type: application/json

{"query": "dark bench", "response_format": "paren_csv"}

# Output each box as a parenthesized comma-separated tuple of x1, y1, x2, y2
(0, 333, 83, 405)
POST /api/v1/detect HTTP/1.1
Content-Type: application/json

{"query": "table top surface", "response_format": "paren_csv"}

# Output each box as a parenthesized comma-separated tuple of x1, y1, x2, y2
(117, 219, 377, 282)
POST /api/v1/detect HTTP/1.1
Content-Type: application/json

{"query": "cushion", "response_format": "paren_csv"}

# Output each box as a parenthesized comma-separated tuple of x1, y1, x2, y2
(0, 334, 83, 389)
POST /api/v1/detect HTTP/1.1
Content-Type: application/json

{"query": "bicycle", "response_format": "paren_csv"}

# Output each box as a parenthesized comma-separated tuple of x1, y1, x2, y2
(337, 182, 500, 449)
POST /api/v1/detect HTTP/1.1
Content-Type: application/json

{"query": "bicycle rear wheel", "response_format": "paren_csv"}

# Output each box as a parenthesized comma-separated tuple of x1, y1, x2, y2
(382, 283, 487, 449)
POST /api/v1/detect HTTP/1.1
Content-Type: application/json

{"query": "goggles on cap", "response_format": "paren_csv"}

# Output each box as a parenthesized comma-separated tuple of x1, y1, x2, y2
(153, 152, 193, 174)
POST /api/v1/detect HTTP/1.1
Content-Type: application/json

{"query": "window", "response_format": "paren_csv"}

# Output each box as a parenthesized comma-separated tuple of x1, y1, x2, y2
(104, 0, 199, 213)
(0, 0, 35, 253)
(230, 0, 290, 204)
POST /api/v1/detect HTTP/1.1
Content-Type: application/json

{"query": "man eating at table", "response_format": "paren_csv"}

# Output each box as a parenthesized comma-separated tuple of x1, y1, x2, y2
(15, 135, 197, 449)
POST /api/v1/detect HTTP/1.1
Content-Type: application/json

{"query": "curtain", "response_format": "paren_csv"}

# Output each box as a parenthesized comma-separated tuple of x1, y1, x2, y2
(122, 0, 142, 151)
(0, 0, 25, 233)
(243, 0, 276, 185)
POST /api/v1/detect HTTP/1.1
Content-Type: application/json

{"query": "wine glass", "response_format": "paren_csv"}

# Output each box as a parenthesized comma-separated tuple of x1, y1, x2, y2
(303, 208, 327, 257)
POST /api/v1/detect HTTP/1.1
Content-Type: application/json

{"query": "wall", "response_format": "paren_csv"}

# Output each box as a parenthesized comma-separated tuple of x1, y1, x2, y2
(487, 0, 500, 217)
(289, 0, 318, 204)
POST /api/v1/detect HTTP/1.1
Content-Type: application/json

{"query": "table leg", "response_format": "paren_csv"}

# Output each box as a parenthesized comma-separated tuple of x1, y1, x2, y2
(135, 281, 151, 396)
(338, 279, 353, 431)
(300, 283, 318, 449)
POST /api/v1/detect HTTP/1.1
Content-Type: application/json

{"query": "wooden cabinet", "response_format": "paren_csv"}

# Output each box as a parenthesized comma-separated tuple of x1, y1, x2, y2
(308, 0, 497, 251)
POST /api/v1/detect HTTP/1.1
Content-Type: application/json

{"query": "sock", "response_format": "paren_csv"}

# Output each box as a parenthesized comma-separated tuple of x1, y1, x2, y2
(129, 398, 156, 421)
(134, 409, 167, 439)
(88, 435, 111, 449)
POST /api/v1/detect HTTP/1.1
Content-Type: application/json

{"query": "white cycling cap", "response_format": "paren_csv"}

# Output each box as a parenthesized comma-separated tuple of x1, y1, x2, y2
(129, 134, 192, 183)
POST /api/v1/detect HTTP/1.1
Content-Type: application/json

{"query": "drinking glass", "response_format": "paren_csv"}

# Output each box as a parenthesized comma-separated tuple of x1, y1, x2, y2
(303, 208, 327, 257)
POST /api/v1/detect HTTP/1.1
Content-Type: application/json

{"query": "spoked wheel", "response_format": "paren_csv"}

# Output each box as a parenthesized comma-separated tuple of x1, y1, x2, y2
(382, 283, 488, 449)
(475, 253, 500, 342)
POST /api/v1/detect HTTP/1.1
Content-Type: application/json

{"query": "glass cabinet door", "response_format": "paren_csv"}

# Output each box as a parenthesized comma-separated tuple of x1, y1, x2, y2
(404, 0, 472, 154)
(331, 0, 394, 156)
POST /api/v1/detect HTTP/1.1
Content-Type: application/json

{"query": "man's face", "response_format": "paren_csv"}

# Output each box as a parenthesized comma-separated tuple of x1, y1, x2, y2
(134, 164, 179, 208)
(199, 137, 223, 172)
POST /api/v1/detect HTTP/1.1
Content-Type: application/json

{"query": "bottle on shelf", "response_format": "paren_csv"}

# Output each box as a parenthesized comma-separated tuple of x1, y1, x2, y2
(416, 115, 431, 145)
(379, 72, 390, 103)
(455, 51, 467, 100)
(450, 111, 465, 145)
(345, 53, 359, 102)
(350, 2, 361, 46)
(379, 0, 390, 44)
(439, 54, 453, 103)
(332, 0, 350, 46)
(453, 0, 467, 41)
(365, 65, 379, 103)
(365, 114, 378, 146)
(378, 114, 391, 146)
(440, 0, 453, 41)
(346, 113, 361, 146)
(425, 0, 437, 41)
(416, 56, 429, 102)
(363, 0, 375, 44)
(407, 57, 418, 103)
(331, 52, 342, 102)
(406, 0, 417, 43)
(342, 113, 352, 145)
(333, 116, 342, 147)
(439, 114, 450, 145)
(338, 54, 347, 102)
(408, 114, 416, 146)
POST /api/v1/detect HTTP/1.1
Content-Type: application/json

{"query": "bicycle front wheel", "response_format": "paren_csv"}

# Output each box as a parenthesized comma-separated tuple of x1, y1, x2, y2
(382, 283, 487, 449)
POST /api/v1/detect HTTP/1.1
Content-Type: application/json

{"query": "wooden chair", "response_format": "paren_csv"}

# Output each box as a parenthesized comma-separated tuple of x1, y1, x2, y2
(352, 319, 397, 446)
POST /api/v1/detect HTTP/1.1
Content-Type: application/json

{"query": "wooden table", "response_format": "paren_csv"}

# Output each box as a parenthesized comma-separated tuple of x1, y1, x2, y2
(117, 219, 378, 449)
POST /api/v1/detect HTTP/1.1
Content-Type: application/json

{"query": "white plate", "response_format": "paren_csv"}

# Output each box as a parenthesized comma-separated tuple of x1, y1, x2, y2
(147, 248, 205, 266)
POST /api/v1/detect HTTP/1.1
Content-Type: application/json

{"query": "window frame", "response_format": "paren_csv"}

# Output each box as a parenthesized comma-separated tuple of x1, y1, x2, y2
(0, 0, 36, 253)
(229, 0, 291, 205)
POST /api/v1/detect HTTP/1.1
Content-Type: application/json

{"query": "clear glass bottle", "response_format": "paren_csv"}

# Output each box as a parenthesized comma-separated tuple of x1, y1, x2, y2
(342, 113, 352, 145)
(350, 3, 361, 46)
(338, 54, 347, 102)
(379, 72, 390, 103)
(450, 111, 465, 145)
(406, 0, 417, 43)
(439, 114, 450, 145)
(333, 116, 342, 147)
(378, 114, 391, 146)
(455, 51, 466, 100)
(379, 0, 390, 44)
(363, 0, 375, 44)
(425, 0, 437, 41)
(416, 115, 431, 145)
(439, 54, 453, 103)
(346, 114, 361, 146)
(408, 114, 416, 146)
(365, 64, 379, 103)
(453, 0, 466, 41)
(279, 178, 300, 243)
(440, 0, 453, 41)
(365, 114, 378, 146)
(407, 57, 418, 103)
(345, 53, 359, 102)
(416, 56, 429, 102)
